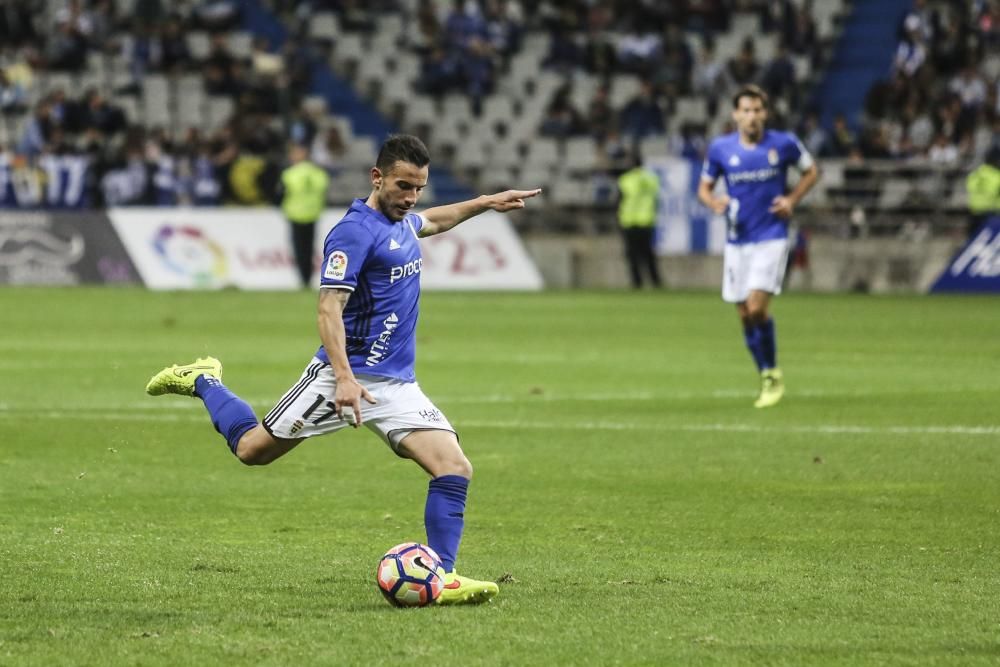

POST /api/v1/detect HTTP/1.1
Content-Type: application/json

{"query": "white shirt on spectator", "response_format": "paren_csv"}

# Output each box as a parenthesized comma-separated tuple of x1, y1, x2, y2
(893, 40, 926, 77)
(928, 139, 959, 165)
(948, 72, 987, 108)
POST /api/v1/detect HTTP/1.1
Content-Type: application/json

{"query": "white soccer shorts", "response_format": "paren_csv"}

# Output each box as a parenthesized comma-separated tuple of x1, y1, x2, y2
(722, 238, 790, 303)
(262, 359, 456, 452)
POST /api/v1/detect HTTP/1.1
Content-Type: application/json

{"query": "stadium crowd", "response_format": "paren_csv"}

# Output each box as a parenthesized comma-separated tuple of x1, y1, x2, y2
(0, 0, 342, 208)
(1, 0, 999, 209)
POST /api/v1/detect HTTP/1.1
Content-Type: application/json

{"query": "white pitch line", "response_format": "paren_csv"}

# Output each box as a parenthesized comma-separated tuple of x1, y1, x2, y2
(0, 409, 996, 436)
(8, 384, 1000, 413)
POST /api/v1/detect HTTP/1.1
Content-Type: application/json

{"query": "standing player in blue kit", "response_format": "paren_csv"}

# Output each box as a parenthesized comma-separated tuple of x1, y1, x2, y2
(698, 86, 819, 408)
(146, 134, 541, 604)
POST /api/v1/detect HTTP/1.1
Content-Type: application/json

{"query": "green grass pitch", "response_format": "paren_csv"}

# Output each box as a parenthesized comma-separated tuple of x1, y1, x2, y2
(1, 287, 999, 666)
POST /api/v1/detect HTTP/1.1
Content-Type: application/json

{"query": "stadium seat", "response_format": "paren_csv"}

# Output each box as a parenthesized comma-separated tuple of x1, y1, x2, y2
(228, 32, 254, 59)
(309, 13, 340, 40)
(674, 97, 707, 126)
(143, 75, 171, 126)
(207, 97, 234, 129)
(877, 178, 912, 210)
(564, 137, 599, 173)
(490, 141, 523, 171)
(527, 138, 560, 170)
(639, 136, 671, 160)
(186, 32, 211, 61)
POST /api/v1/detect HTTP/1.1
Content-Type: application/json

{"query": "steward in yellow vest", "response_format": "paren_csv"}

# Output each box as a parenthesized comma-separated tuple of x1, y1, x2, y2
(966, 147, 1000, 237)
(617, 157, 662, 288)
(280, 144, 330, 286)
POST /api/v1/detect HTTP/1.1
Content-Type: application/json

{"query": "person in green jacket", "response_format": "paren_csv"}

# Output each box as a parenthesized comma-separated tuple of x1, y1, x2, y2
(280, 143, 331, 286)
(966, 146, 1000, 238)
(617, 154, 662, 288)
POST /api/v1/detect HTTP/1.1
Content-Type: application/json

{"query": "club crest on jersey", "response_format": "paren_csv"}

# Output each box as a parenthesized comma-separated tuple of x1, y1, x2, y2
(768, 149, 779, 165)
(325, 251, 348, 280)
(728, 155, 741, 166)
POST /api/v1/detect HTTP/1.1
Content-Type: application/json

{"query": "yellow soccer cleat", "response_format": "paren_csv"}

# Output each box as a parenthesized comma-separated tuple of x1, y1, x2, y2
(754, 368, 784, 408)
(145, 357, 222, 397)
(435, 571, 499, 605)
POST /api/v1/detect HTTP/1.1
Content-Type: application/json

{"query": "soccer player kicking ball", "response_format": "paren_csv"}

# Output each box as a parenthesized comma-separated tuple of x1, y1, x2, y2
(147, 134, 541, 604)
(697, 85, 819, 408)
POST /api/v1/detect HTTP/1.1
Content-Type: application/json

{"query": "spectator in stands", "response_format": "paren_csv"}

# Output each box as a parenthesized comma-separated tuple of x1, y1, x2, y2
(17, 99, 55, 157)
(542, 25, 583, 73)
(669, 121, 708, 161)
(585, 83, 615, 142)
(727, 37, 759, 87)
(159, 18, 193, 73)
(121, 22, 162, 92)
(617, 18, 660, 76)
(1, 48, 35, 103)
(976, 1, 1000, 47)
(0, 1, 41, 49)
(900, 0, 934, 43)
(49, 0, 93, 71)
(692, 39, 731, 117)
(948, 61, 989, 113)
(619, 80, 666, 141)
(652, 23, 693, 97)
(132, 0, 165, 27)
(893, 16, 927, 78)
(483, 0, 521, 64)
(582, 23, 616, 77)
(930, 9, 967, 75)
(444, 0, 484, 51)
(0, 68, 27, 114)
(461, 34, 496, 115)
(539, 84, 584, 139)
(927, 131, 959, 164)
(311, 126, 347, 172)
(829, 113, 856, 157)
(759, 41, 798, 109)
(410, 0, 442, 57)
(901, 100, 935, 154)
(76, 89, 127, 137)
(418, 46, 461, 96)
(796, 110, 829, 158)
(188, 141, 223, 206)
(966, 145, 1000, 236)
(192, 1, 241, 32)
(617, 152, 661, 289)
(204, 34, 244, 97)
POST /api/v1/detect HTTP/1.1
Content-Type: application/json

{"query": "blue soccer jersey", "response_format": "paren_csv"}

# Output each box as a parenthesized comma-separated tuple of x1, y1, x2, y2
(702, 130, 814, 244)
(316, 198, 425, 382)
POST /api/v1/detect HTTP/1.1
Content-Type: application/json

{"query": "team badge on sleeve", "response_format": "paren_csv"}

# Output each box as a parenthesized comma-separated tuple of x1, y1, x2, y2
(325, 251, 348, 280)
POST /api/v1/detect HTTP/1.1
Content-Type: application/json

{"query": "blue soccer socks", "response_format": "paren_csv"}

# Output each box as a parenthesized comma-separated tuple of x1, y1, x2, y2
(759, 318, 777, 370)
(743, 324, 766, 371)
(743, 318, 778, 371)
(425, 475, 469, 573)
(194, 376, 258, 455)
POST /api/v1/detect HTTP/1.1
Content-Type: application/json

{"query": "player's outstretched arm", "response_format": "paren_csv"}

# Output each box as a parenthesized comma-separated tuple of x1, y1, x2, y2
(418, 188, 542, 237)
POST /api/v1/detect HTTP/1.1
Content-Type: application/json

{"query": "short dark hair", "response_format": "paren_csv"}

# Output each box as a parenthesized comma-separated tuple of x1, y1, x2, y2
(732, 84, 769, 110)
(376, 134, 430, 173)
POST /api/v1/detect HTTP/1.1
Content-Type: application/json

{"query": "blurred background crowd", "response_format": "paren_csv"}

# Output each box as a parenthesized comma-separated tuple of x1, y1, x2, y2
(0, 0, 997, 214)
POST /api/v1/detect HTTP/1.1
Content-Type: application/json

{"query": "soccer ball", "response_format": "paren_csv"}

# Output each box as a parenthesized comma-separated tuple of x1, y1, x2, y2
(376, 542, 445, 607)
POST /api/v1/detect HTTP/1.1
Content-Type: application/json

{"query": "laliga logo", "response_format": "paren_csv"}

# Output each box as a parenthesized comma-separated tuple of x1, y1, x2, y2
(152, 225, 227, 286)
